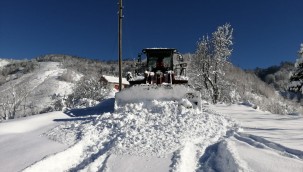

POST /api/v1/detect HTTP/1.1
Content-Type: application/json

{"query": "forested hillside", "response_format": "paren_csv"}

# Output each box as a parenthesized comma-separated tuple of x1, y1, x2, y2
(254, 62, 294, 91)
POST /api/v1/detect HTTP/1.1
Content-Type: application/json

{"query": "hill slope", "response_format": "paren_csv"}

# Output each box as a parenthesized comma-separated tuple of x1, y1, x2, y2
(0, 61, 80, 120)
(254, 61, 294, 91)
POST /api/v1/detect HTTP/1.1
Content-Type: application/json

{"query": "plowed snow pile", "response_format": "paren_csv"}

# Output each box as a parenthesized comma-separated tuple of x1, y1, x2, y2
(110, 100, 233, 156)
(24, 99, 235, 172)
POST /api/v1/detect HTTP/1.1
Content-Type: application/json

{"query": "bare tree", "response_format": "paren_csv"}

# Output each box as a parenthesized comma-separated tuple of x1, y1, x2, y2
(0, 82, 30, 120)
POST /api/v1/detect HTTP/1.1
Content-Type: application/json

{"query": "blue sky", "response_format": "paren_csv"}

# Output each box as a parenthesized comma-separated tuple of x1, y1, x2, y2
(0, 0, 302, 69)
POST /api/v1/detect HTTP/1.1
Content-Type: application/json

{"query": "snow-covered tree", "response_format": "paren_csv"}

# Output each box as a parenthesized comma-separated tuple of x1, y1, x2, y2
(65, 75, 109, 108)
(0, 82, 30, 120)
(289, 43, 303, 93)
(189, 23, 233, 103)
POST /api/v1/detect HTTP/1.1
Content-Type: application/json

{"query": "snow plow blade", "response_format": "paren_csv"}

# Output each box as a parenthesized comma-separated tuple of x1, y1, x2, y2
(115, 84, 201, 110)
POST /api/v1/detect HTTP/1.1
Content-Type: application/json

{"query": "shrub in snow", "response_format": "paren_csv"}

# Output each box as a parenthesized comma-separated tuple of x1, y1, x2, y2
(1, 60, 37, 78)
(65, 75, 109, 108)
(39, 106, 54, 114)
(241, 92, 303, 115)
(57, 69, 76, 83)
(228, 90, 241, 103)
(53, 97, 64, 111)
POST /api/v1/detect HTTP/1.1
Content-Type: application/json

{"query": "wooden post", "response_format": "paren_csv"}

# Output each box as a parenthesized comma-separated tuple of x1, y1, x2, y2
(118, 0, 123, 91)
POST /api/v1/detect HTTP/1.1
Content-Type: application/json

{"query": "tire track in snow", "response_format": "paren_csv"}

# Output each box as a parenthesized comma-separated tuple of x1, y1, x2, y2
(234, 132, 303, 160)
(23, 126, 114, 172)
(170, 142, 198, 172)
(169, 106, 237, 172)
(198, 138, 252, 172)
(78, 153, 110, 172)
(69, 135, 120, 172)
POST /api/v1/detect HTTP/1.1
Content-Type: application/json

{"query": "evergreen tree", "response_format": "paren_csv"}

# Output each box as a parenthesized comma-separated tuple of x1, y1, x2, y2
(289, 43, 303, 93)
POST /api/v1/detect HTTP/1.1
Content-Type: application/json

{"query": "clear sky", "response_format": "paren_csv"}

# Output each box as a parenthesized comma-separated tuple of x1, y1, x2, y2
(0, 0, 302, 69)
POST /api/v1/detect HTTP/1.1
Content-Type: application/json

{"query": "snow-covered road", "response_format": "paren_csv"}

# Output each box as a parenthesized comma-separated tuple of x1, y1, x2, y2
(0, 112, 68, 172)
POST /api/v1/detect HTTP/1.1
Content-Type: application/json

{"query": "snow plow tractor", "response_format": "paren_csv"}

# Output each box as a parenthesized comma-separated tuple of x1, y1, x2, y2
(127, 48, 188, 85)
(115, 48, 201, 110)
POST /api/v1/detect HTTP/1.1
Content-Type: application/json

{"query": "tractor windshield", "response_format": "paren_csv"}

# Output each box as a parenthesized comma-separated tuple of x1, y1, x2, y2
(148, 56, 171, 70)
(145, 49, 174, 72)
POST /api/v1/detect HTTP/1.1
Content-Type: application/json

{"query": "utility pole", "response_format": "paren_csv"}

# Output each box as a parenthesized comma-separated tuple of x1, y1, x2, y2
(118, 0, 123, 91)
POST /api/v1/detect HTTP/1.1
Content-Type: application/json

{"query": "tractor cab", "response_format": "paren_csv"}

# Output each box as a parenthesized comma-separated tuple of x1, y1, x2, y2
(127, 48, 188, 85)
(144, 48, 174, 73)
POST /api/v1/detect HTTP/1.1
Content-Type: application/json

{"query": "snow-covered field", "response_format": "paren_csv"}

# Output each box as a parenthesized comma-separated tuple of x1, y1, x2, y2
(204, 104, 303, 171)
(0, 111, 68, 172)
(1, 96, 303, 171)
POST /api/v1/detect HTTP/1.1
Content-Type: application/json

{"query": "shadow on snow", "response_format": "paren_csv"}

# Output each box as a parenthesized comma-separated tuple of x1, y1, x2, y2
(53, 98, 115, 122)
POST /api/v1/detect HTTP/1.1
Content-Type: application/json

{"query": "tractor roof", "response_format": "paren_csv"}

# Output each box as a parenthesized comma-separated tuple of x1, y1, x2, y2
(142, 48, 177, 54)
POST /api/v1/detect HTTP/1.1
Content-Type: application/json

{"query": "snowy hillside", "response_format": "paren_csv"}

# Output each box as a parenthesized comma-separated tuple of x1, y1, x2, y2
(1, 94, 303, 172)
(0, 62, 81, 120)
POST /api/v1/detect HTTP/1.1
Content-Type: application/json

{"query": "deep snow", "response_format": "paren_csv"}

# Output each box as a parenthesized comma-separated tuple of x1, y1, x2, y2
(22, 97, 234, 172)
(0, 111, 68, 172)
(1, 95, 303, 171)
(209, 104, 303, 172)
